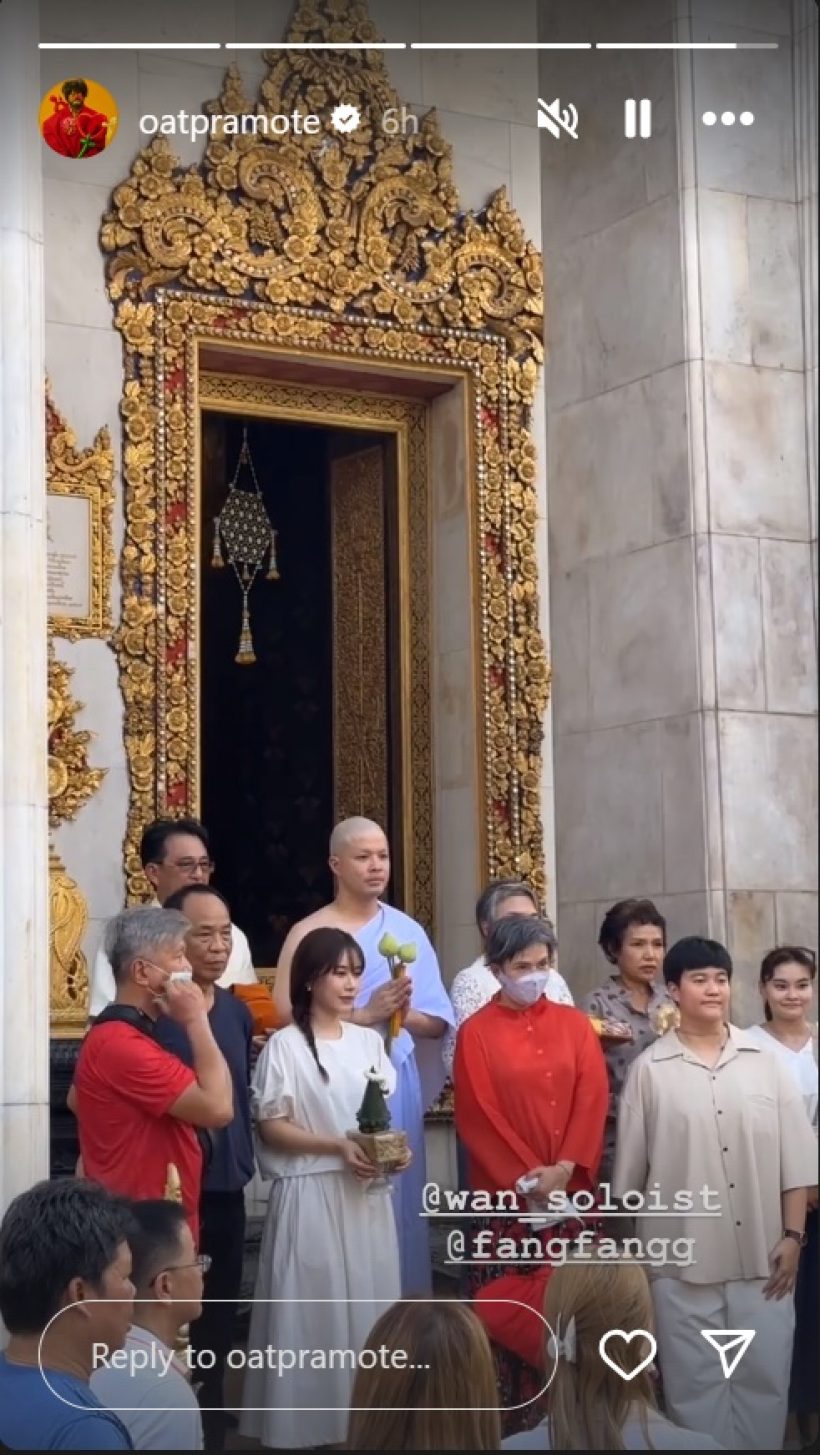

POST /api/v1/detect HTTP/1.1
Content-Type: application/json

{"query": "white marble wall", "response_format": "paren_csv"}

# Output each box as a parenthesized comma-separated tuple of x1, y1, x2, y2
(40, 0, 552, 986)
(0, 0, 50, 1226)
(541, 0, 817, 1012)
(795, 0, 818, 618)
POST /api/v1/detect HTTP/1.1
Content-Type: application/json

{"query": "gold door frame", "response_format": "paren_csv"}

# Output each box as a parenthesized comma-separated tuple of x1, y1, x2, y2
(197, 367, 431, 928)
(102, 0, 550, 929)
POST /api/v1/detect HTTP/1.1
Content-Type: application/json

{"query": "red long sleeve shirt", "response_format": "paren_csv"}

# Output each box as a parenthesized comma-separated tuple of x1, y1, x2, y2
(454, 995, 609, 1194)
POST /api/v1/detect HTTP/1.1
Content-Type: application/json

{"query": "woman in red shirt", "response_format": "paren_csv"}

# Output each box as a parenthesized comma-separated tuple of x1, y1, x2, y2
(454, 915, 609, 1414)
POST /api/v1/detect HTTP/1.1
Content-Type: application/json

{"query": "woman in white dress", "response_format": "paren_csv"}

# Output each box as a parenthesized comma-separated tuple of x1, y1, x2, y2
(240, 927, 408, 1449)
(746, 945, 817, 1445)
(502, 1259, 724, 1450)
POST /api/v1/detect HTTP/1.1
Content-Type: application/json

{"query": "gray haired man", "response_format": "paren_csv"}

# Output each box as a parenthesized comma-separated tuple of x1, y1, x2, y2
(71, 906, 233, 1239)
(443, 879, 573, 1076)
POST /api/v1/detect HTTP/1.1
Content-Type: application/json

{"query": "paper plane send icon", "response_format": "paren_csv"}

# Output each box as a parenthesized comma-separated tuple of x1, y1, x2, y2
(700, 1329, 756, 1379)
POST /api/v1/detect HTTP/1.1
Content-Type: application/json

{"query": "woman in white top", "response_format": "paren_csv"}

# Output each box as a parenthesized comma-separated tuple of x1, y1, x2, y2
(443, 879, 573, 1075)
(746, 945, 817, 1443)
(503, 1259, 723, 1451)
(241, 927, 408, 1449)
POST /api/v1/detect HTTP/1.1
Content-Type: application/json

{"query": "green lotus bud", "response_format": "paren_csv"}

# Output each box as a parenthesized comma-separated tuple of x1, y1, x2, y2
(397, 943, 418, 963)
(378, 932, 401, 957)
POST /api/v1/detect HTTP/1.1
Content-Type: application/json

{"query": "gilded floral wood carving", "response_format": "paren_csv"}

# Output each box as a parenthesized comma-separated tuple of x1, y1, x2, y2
(48, 642, 106, 1033)
(101, 0, 550, 907)
(46, 384, 111, 1033)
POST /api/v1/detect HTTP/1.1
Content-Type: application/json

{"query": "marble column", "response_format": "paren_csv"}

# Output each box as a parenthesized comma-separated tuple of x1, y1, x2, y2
(676, 0, 817, 1018)
(795, 0, 818, 614)
(0, 0, 50, 1226)
(540, 0, 817, 1008)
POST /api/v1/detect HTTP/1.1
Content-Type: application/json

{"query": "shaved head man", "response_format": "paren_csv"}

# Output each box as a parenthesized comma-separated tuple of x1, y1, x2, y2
(273, 816, 454, 1296)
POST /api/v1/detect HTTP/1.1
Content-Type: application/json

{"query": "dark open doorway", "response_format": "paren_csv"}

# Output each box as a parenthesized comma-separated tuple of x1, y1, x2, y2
(199, 411, 400, 966)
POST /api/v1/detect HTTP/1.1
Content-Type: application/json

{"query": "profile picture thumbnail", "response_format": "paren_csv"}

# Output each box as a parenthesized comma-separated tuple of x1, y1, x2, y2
(40, 78, 118, 160)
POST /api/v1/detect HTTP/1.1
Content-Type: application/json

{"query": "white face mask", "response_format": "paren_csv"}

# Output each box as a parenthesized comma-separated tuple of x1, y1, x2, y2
(498, 969, 550, 1007)
(143, 961, 192, 1006)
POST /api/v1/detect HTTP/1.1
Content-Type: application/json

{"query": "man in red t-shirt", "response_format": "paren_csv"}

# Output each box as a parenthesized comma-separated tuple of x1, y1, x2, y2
(73, 905, 233, 1241)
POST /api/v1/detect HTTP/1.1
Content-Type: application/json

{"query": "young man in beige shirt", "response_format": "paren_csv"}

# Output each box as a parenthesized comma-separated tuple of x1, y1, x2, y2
(614, 936, 816, 1452)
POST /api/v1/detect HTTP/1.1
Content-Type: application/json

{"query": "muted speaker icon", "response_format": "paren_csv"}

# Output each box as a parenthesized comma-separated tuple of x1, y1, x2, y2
(625, 98, 652, 138)
(537, 98, 579, 139)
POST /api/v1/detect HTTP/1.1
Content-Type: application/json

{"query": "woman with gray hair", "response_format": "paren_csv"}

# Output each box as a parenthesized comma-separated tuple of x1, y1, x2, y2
(442, 880, 573, 1075)
(453, 915, 609, 1417)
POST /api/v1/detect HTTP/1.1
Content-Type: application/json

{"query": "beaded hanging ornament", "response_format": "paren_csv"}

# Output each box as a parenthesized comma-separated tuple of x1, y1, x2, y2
(211, 425, 279, 664)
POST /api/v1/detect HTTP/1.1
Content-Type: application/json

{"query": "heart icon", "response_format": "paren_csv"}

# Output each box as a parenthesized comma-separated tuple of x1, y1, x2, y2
(598, 1329, 657, 1381)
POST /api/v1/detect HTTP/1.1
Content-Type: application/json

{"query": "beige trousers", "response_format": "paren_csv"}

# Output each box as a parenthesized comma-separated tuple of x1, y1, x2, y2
(652, 1277, 794, 1451)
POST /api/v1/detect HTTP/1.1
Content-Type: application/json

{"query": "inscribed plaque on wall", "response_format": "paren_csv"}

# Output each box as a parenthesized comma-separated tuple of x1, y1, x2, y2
(48, 493, 92, 621)
(46, 384, 115, 641)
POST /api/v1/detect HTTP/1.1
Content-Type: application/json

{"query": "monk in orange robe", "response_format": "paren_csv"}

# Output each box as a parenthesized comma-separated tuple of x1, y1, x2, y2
(454, 915, 609, 1373)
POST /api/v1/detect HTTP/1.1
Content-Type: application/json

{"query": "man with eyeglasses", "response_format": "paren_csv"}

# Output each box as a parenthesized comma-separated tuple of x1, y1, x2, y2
(88, 819, 257, 1017)
(92, 1200, 207, 1450)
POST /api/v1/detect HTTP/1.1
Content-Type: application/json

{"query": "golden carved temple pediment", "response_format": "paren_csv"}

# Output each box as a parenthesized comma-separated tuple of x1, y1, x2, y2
(101, 0, 550, 910)
(101, 0, 542, 367)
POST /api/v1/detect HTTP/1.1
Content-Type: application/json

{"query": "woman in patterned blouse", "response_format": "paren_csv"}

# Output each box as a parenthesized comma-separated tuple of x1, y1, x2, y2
(581, 898, 674, 1186)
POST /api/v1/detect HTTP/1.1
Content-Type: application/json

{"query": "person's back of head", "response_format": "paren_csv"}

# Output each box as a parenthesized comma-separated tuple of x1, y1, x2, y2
(0, 1178, 135, 1345)
(347, 1299, 501, 1450)
(544, 1259, 656, 1451)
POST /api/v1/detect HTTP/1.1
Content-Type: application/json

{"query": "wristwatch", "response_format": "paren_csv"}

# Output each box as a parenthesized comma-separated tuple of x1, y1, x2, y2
(783, 1228, 808, 1247)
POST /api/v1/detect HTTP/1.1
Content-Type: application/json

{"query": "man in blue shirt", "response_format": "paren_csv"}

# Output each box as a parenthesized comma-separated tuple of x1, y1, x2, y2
(159, 883, 255, 1448)
(0, 1179, 135, 1450)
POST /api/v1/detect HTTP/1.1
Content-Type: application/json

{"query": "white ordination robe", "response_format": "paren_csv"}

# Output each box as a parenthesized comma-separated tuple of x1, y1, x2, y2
(352, 904, 454, 1296)
(242, 1022, 401, 1449)
(88, 899, 256, 1016)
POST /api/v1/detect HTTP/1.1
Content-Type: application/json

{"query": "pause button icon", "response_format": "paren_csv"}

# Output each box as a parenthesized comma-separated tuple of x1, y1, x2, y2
(625, 98, 652, 137)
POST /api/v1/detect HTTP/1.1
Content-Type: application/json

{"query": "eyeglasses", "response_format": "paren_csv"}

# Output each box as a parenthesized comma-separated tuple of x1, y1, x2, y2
(152, 1254, 212, 1282)
(168, 859, 214, 875)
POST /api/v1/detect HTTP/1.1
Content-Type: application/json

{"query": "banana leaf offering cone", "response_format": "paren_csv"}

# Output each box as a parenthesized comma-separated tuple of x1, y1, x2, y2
(346, 1067, 409, 1174)
(377, 932, 417, 1052)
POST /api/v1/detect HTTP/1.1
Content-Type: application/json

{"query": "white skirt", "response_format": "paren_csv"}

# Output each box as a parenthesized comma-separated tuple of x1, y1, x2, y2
(239, 1169, 401, 1448)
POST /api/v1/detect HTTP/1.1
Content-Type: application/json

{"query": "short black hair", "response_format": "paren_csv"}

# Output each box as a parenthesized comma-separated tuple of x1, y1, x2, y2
(164, 882, 230, 916)
(0, 1179, 134, 1335)
(475, 879, 539, 934)
(598, 899, 667, 964)
(140, 818, 211, 868)
(486, 914, 557, 967)
(663, 936, 733, 986)
(62, 78, 88, 99)
(126, 1200, 188, 1290)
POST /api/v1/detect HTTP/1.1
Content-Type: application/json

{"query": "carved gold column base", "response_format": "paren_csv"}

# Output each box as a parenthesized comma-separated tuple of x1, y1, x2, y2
(47, 642, 105, 1034)
(49, 844, 89, 1037)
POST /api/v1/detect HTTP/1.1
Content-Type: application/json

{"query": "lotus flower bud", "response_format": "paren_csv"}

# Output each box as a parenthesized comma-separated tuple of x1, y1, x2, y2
(397, 943, 417, 964)
(378, 932, 401, 957)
